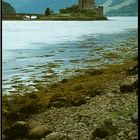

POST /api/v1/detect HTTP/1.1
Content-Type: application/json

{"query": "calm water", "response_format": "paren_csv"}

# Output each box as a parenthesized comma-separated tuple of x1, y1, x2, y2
(2, 17, 138, 95)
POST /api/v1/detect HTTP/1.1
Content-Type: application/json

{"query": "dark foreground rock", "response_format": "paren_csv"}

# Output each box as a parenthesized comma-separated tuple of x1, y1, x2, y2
(20, 101, 40, 114)
(85, 69, 103, 76)
(28, 125, 52, 138)
(3, 121, 28, 139)
(132, 112, 138, 124)
(71, 97, 87, 106)
(2, 109, 9, 116)
(120, 84, 134, 93)
(89, 119, 118, 139)
(45, 132, 73, 140)
(132, 80, 138, 89)
(3, 121, 52, 139)
(2, 134, 6, 140)
(127, 64, 138, 75)
(136, 88, 138, 95)
(28, 93, 39, 99)
(47, 94, 69, 108)
(86, 89, 102, 97)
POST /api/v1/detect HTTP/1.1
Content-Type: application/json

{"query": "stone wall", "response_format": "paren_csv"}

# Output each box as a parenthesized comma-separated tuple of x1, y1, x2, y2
(78, 0, 104, 16)
(97, 6, 103, 16)
(78, 0, 96, 10)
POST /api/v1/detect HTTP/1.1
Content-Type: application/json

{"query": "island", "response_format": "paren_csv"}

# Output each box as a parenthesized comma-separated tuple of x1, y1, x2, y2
(2, 0, 107, 20)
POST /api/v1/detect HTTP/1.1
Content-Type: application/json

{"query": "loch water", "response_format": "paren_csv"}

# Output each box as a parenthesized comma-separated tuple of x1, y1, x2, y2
(2, 17, 138, 95)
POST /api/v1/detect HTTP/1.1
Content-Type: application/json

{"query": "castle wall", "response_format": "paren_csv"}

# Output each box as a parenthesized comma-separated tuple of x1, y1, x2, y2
(78, 0, 104, 17)
(78, 0, 96, 10)
(97, 6, 103, 16)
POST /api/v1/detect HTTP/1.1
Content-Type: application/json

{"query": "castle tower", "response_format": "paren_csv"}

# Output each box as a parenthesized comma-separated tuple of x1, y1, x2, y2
(78, 0, 96, 10)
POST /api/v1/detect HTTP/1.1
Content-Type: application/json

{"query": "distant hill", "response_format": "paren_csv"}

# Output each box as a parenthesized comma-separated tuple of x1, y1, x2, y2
(3, 0, 138, 16)
(2, 1, 16, 14)
(99, 0, 138, 16)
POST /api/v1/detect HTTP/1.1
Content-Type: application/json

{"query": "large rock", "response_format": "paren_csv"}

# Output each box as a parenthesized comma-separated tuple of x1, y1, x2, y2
(71, 97, 87, 106)
(61, 79, 68, 83)
(20, 101, 40, 114)
(132, 80, 138, 89)
(45, 132, 73, 140)
(89, 127, 109, 140)
(6, 111, 21, 121)
(86, 89, 102, 97)
(136, 88, 138, 95)
(28, 125, 52, 138)
(4, 121, 29, 139)
(49, 94, 68, 103)
(120, 84, 134, 93)
(27, 122, 42, 129)
(3, 122, 52, 139)
(85, 69, 103, 76)
(2, 134, 6, 140)
(132, 112, 138, 124)
(28, 93, 39, 99)
(127, 65, 138, 75)
(2, 109, 9, 116)
(89, 119, 118, 139)
(47, 94, 69, 108)
(47, 101, 66, 108)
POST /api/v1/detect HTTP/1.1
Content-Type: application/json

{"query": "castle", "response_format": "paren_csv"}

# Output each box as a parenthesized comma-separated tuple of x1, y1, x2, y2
(78, 0, 103, 15)
(78, 0, 96, 10)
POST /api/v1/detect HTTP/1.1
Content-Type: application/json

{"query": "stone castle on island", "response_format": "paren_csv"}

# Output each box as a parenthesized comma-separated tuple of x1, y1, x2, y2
(2, 0, 106, 20)
(78, 0, 96, 10)
(78, 0, 104, 15)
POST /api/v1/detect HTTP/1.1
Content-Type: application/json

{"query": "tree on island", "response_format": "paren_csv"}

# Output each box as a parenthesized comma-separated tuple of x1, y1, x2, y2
(45, 7, 53, 16)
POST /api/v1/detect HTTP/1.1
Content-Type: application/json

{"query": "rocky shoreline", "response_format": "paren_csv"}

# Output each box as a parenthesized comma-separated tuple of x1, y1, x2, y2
(2, 57, 138, 140)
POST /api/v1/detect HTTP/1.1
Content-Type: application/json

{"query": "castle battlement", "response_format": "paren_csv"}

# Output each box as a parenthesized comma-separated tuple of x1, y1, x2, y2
(78, 0, 104, 16)
(78, 0, 96, 10)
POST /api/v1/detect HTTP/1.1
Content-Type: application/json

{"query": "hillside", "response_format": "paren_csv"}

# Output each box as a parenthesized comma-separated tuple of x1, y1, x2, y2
(3, 0, 138, 15)
(100, 0, 138, 16)
(2, 1, 16, 14)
